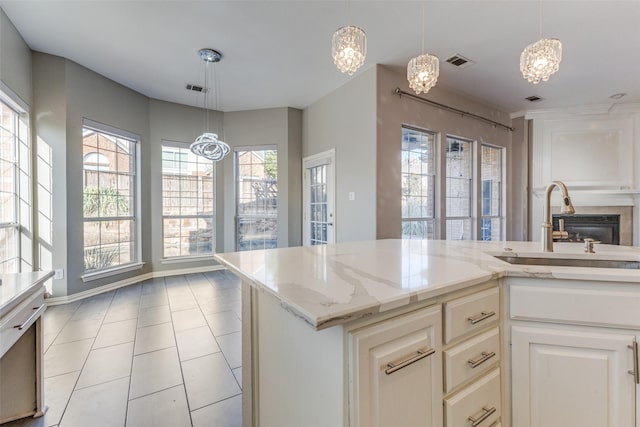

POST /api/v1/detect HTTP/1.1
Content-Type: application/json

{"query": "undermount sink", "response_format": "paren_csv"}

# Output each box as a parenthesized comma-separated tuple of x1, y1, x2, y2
(494, 255, 640, 269)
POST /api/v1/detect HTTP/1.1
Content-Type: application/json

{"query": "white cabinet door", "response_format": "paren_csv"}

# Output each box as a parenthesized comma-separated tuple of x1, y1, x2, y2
(512, 325, 635, 427)
(349, 305, 442, 427)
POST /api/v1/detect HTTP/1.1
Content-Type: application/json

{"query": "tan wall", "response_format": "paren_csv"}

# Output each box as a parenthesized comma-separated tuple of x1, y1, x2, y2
(376, 65, 514, 239)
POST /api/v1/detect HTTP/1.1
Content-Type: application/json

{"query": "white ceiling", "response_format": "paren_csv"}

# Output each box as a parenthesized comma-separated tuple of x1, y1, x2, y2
(2, 0, 639, 114)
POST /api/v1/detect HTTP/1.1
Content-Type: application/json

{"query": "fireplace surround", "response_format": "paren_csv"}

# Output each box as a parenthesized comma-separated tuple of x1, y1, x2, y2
(552, 214, 620, 245)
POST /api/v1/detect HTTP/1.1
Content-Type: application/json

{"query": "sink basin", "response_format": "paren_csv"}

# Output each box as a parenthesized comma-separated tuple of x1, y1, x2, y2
(494, 255, 640, 269)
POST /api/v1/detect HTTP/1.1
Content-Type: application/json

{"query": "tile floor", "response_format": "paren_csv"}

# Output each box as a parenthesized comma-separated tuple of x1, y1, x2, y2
(2, 270, 243, 427)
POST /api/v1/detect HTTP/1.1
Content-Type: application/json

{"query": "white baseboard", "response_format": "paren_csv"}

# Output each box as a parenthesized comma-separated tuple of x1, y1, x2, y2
(45, 264, 226, 306)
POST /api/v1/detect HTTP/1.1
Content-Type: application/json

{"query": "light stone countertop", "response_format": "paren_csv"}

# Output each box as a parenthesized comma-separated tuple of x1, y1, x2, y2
(214, 239, 640, 330)
(0, 271, 54, 318)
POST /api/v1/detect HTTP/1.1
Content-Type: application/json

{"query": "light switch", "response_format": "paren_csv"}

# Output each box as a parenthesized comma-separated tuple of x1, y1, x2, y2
(348, 192, 356, 201)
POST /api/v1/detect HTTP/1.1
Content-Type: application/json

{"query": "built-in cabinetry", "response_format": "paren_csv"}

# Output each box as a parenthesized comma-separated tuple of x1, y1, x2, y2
(0, 272, 51, 424)
(349, 305, 443, 426)
(348, 284, 502, 427)
(245, 279, 503, 427)
(508, 277, 639, 427)
(443, 287, 501, 427)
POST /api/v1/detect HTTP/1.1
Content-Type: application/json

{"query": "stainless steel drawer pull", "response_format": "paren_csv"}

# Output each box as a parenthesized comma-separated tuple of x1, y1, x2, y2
(629, 341, 640, 384)
(467, 351, 496, 369)
(385, 347, 435, 375)
(14, 304, 45, 331)
(467, 311, 496, 325)
(468, 406, 497, 427)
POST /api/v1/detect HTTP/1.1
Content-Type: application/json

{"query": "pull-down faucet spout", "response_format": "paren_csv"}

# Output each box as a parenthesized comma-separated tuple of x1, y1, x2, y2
(542, 181, 575, 252)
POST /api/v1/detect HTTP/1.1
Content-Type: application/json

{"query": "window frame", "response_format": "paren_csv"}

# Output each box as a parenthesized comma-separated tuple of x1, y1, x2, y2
(234, 145, 278, 252)
(401, 125, 438, 240)
(160, 140, 216, 260)
(0, 86, 30, 273)
(444, 135, 475, 240)
(480, 143, 506, 241)
(81, 119, 142, 281)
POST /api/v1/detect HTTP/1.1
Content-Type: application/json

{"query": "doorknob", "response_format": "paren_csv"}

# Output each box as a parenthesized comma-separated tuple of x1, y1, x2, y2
(327, 223, 334, 226)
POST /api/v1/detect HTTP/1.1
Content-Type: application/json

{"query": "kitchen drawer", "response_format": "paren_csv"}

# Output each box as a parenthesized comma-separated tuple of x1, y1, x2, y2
(444, 368, 501, 427)
(444, 327, 500, 393)
(444, 287, 499, 343)
(0, 287, 45, 358)
(510, 282, 640, 328)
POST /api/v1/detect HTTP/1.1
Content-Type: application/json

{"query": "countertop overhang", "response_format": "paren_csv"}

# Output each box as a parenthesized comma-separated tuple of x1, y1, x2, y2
(214, 240, 640, 330)
(0, 271, 54, 318)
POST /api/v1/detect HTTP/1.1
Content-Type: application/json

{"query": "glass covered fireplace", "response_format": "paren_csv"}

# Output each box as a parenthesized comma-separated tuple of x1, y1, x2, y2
(552, 214, 620, 245)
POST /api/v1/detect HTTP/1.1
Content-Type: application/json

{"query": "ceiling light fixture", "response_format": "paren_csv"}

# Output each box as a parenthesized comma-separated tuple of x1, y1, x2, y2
(331, 1, 366, 75)
(407, 2, 439, 94)
(520, 1, 562, 84)
(190, 48, 230, 162)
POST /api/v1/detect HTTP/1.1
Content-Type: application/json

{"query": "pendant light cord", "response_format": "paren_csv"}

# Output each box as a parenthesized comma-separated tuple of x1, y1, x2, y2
(421, 2, 425, 54)
(538, 0, 543, 38)
(203, 60, 209, 133)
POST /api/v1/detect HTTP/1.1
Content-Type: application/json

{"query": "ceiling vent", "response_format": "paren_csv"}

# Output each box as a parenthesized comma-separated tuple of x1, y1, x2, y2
(445, 54, 475, 69)
(525, 95, 545, 102)
(185, 83, 208, 93)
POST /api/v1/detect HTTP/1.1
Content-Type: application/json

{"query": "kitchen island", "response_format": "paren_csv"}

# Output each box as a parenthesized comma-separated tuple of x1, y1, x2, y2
(215, 239, 640, 427)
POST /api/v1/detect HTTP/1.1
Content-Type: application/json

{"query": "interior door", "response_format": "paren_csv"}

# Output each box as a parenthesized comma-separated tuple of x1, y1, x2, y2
(302, 149, 335, 245)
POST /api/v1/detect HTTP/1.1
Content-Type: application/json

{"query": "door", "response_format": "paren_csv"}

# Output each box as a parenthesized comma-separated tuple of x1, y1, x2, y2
(348, 305, 443, 427)
(302, 149, 335, 245)
(511, 325, 635, 427)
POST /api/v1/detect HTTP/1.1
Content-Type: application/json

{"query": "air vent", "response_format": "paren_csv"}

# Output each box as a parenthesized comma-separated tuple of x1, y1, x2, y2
(185, 84, 208, 93)
(445, 54, 475, 69)
(525, 95, 545, 102)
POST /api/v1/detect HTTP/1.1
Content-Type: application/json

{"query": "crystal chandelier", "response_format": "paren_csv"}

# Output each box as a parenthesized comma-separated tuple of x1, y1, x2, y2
(520, 1, 562, 84)
(332, 25, 367, 75)
(407, 3, 439, 94)
(407, 54, 439, 95)
(520, 38, 562, 84)
(190, 48, 230, 161)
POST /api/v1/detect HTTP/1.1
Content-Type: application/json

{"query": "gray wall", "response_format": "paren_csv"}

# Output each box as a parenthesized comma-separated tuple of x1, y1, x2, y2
(376, 65, 514, 240)
(302, 66, 377, 243)
(32, 54, 152, 296)
(0, 8, 31, 105)
(32, 53, 67, 295)
(222, 107, 303, 252)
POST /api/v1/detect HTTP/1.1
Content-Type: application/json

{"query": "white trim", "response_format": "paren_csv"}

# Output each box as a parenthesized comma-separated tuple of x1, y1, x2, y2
(48, 264, 226, 306)
(81, 262, 145, 282)
(160, 255, 217, 264)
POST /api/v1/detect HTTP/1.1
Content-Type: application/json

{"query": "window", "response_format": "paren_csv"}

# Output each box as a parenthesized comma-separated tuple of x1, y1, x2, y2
(445, 137, 473, 240)
(82, 124, 138, 273)
(401, 127, 436, 239)
(0, 97, 29, 273)
(481, 144, 504, 241)
(161, 143, 215, 258)
(235, 149, 278, 251)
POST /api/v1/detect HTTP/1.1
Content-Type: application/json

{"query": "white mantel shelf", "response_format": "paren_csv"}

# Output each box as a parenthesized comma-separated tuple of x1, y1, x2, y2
(214, 239, 640, 330)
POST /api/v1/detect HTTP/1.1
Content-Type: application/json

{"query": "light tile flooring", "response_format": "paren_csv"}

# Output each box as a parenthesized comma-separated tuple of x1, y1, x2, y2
(2, 271, 243, 427)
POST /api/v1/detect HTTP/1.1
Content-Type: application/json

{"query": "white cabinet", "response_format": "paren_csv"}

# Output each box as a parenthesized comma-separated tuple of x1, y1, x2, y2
(509, 278, 640, 427)
(348, 305, 442, 427)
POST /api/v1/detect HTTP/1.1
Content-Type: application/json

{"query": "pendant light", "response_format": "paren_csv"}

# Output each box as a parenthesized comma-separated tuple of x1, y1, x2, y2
(520, 1, 562, 84)
(190, 48, 230, 161)
(407, 2, 439, 94)
(331, 1, 367, 75)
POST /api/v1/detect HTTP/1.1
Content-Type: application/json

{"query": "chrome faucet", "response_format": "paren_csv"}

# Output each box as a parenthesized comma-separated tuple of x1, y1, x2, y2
(542, 181, 575, 252)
